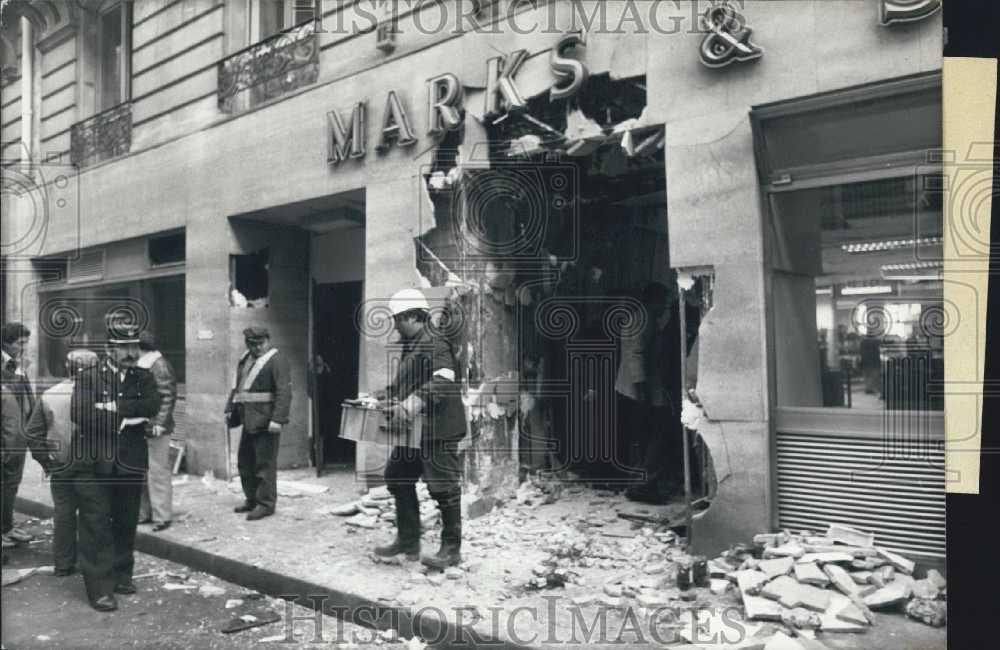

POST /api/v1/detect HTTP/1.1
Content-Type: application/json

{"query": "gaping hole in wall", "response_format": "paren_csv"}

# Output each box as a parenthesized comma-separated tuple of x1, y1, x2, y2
(230, 248, 270, 308)
(413, 74, 718, 508)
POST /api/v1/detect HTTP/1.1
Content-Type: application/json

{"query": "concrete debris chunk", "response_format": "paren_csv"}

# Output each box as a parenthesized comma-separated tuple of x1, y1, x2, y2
(797, 552, 855, 565)
(825, 524, 874, 548)
(444, 567, 463, 580)
(763, 543, 805, 559)
(743, 595, 787, 622)
(198, 584, 226, 597)
(802, 545, 877, 558)
(710, 578, 731, 595)
(793, 562, 829, 587)
(905, 598, 947, 627)
(344, 514, 379, 529)
(735, 570, 770, 596)
(761, 576, 830, 613)
(870, 565, 895, 588)
(822, 564, 859, 596)
(835, 603, 869, 626)
(910, 578, 940, 600)
(848, 571, 873, 585)
(757, 557, 794, 579)
(781, 607, 821, 630)
(754, 532, 790, 547)
(863, 579, 912, 609)
(874, 547, 915, 575)
(636, 593, 670, 609)
(763, 630, 807, 650)
(925, 568, 946, 590)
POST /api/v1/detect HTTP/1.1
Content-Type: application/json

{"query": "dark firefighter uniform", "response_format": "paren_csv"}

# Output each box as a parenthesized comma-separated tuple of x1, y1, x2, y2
(380, 325, 466, 568)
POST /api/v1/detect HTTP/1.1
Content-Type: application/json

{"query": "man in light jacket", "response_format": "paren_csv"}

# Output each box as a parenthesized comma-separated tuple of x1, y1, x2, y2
(24, 349, 99, 575)
(136, 332, 177, 532)
(225, 327, 292, 521)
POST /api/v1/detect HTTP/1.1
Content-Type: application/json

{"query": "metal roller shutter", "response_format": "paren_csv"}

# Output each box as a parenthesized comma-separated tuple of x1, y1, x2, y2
(776, 430, 945, 560)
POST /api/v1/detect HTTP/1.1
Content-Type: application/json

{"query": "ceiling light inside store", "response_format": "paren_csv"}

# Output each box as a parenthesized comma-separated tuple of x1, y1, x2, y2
(841, 236, 942, 253)
(841, 285, 894, 296)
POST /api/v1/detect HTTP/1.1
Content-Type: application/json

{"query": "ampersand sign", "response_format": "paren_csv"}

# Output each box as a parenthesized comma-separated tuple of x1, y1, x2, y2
(699, 2, 763, 69)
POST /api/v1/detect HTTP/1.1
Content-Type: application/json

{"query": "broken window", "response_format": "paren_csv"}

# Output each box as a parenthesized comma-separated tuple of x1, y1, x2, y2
(230, 249, 269, 307)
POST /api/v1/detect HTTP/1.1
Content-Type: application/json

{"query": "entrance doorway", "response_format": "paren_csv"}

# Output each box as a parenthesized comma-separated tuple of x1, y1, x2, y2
(312, 280, 363, 470)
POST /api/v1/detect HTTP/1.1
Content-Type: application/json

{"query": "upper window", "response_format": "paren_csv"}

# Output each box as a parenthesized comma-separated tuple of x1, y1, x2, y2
(255, 0, 315, 40)
(98, 1, 132, 111)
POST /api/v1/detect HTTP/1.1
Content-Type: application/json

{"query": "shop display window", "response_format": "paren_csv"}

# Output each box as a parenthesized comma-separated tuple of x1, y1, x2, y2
(37, 275, 186, 383)
(753, 75, 943, 412)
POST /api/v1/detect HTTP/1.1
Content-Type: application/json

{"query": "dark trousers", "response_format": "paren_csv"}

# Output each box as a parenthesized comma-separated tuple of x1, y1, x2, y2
(109, 477, 143, 584)
(1, 452, 26, 533)
(49, 469, 115, 604)
(384, 442, 463, 546)
(237, 431, 280, 511)
(50, 478, 78, 571)
(619, 394, 680, 488)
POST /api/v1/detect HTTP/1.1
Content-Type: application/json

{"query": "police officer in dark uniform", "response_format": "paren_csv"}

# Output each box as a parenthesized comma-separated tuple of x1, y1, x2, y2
(374, 289, 467, 569)
(71, 319, 159, 610)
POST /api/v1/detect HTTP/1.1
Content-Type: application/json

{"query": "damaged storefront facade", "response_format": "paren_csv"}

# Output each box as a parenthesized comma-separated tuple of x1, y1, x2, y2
(2, 1, 944, 560)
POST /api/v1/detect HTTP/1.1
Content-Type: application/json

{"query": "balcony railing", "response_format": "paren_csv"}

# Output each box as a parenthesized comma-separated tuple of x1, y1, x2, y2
(217, 20, 319, 114)
(70, 102, 132, 168)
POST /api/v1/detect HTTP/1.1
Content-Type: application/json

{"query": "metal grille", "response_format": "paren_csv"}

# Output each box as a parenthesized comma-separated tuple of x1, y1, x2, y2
(776, 431, 945, 559)
(217, 20, 319, 113)
(70, 102, 132, 168)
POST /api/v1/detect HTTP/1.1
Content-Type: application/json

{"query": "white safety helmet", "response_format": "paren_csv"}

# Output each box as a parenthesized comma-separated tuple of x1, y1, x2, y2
(388, 288, 430, 316)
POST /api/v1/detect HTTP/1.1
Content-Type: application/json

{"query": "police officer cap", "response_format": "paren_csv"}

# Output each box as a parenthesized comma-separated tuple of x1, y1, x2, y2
(243, 326, 270, 341)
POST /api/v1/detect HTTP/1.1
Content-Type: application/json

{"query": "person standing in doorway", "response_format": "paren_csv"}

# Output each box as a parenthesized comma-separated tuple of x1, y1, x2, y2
(2, 322, 37, 548)
(225, 327, 291, 521)
(374, 289, 466, 570)
(24, 349, 99, 575)
(136, 332, 178, 532)
(614, 283, 674, 503)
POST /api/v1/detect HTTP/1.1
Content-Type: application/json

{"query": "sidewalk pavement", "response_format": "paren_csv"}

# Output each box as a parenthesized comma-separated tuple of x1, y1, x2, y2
(13, 461, 946, 649)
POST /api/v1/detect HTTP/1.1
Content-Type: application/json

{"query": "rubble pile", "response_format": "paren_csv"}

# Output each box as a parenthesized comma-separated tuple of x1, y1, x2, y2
(328, 484, 441, 531)
(711, 524, 946, 646)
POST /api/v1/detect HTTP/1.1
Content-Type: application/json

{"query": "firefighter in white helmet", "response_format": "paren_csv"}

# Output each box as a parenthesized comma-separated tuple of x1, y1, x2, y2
(375, 288, 466, 569)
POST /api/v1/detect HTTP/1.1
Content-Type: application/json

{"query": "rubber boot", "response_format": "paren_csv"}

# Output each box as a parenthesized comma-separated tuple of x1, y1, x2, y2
(374, 488, 421, 560)
(421, 500, 461, 570)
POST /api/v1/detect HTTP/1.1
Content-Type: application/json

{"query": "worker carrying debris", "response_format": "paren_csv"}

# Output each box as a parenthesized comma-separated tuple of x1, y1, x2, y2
(374, 289, 466, 570)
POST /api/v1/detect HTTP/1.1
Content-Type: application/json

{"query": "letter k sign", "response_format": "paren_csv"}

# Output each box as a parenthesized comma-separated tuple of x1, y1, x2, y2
(484, 50, 528, 118)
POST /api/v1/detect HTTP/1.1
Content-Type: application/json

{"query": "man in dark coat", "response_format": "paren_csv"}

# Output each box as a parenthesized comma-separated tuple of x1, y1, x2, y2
(71, 322, 159, 610)
(2, 321, 37, 548)
(374, 289, 466, 569)
(225, 327, 292, 521)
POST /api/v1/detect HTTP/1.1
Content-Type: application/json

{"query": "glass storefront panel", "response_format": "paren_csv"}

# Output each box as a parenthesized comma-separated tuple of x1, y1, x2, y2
(37, 275, 185, 383)
(769, 174, 943, 410)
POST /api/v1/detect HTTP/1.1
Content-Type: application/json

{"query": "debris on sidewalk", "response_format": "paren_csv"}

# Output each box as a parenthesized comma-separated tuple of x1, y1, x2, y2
(220, 608, 281, 633)
(718, 522, 946, 647)
(2, 567, 38, 587)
